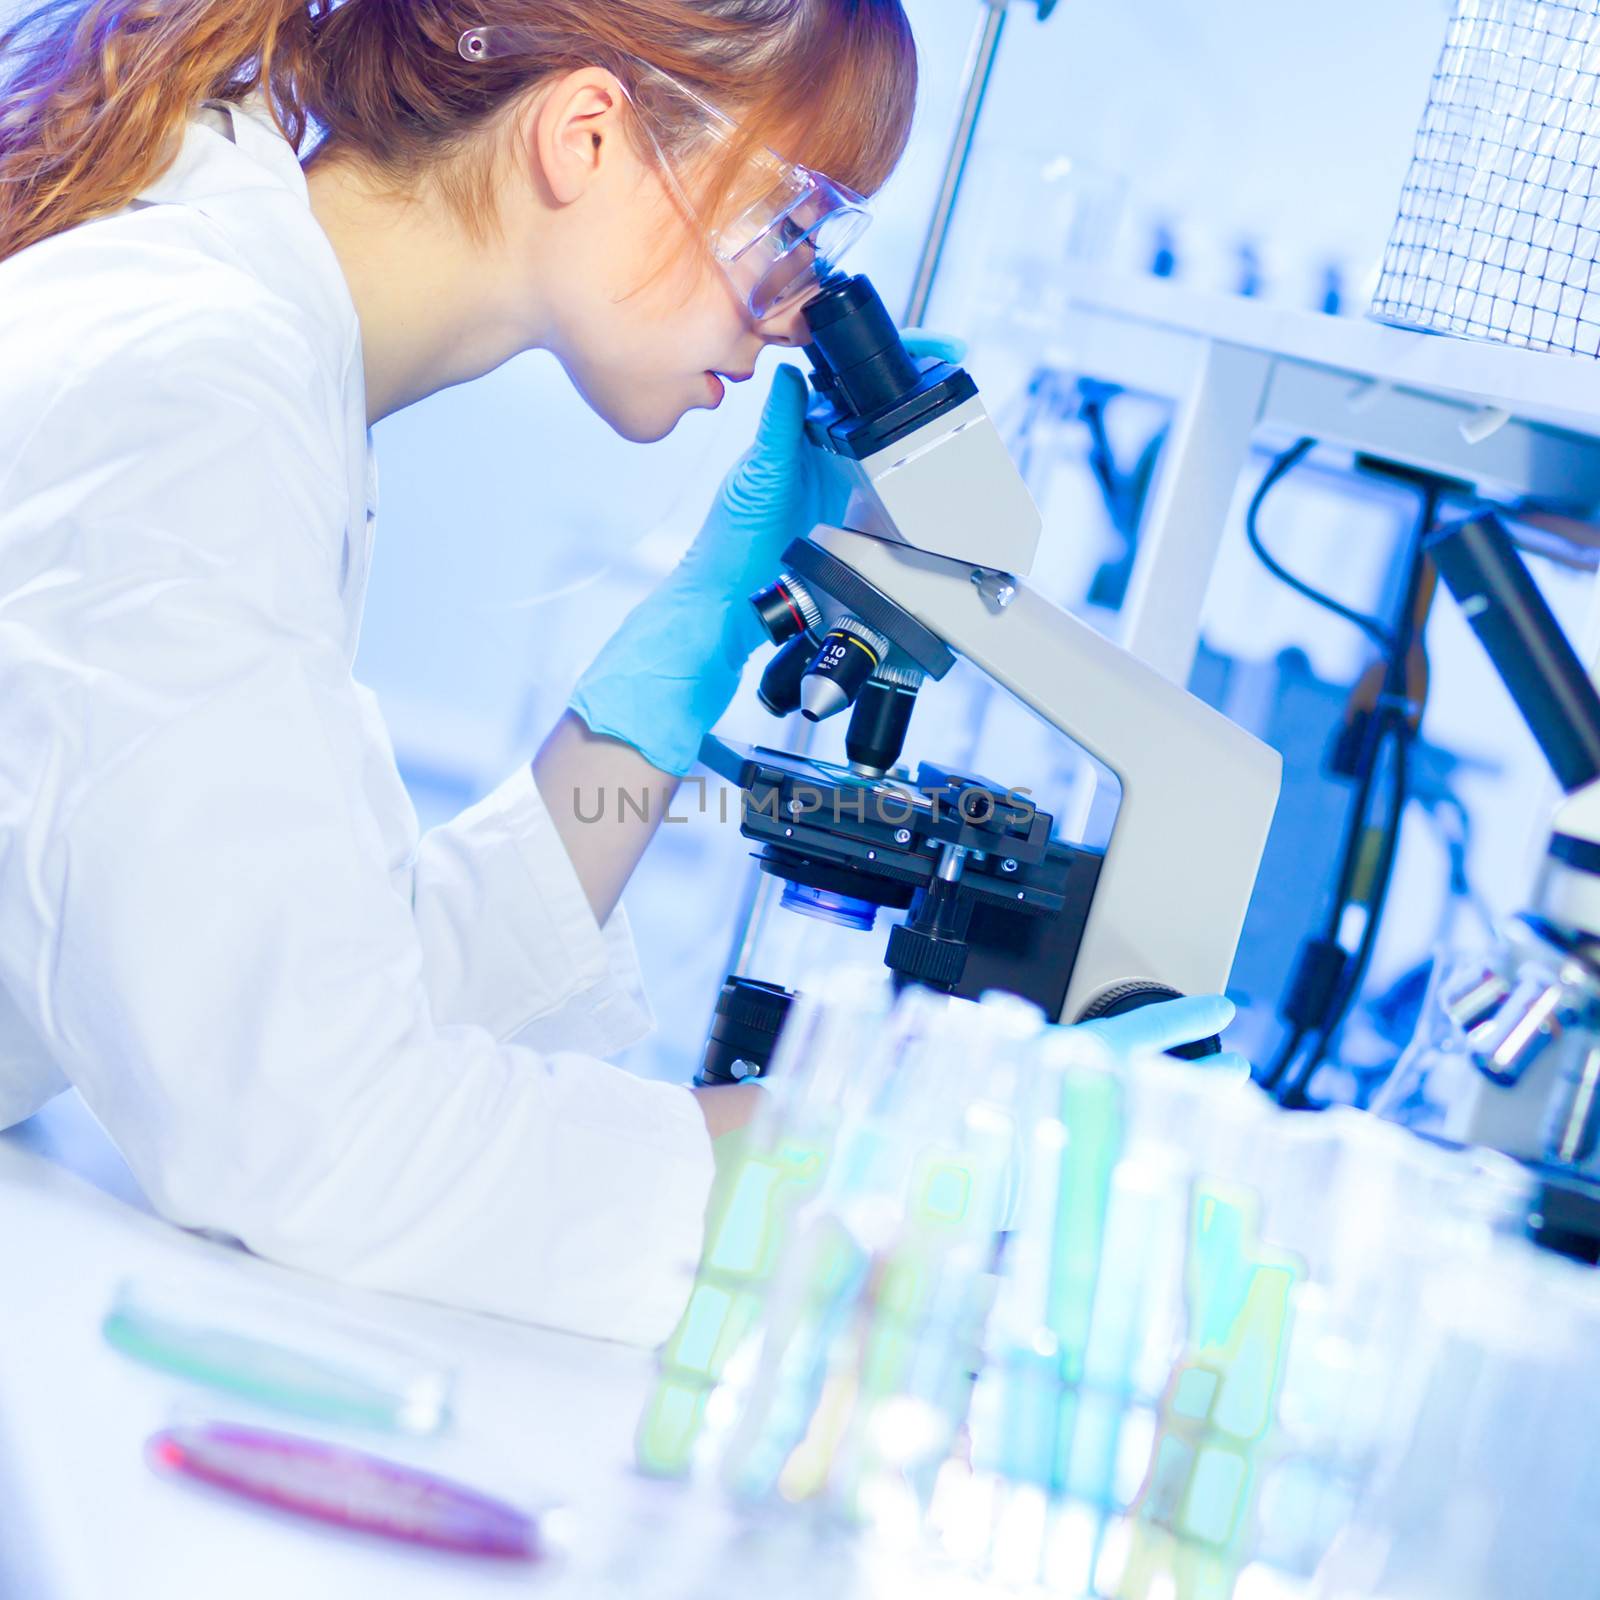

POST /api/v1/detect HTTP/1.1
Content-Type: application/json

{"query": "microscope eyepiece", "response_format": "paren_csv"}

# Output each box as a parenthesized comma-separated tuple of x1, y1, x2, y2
(802, 274, 923, 418)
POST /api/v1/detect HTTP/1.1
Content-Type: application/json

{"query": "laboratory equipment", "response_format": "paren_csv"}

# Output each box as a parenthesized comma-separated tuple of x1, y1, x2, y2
(712, 987, 1034, 1520)
(1253, 449, 1462, 1106)
(1373, 0, 1600, 356)
(643, 967, 1571, 1598)
(1378, 511, 1600, 1248)
(704, 0, 1068, 1040)
(146, 1421, 540, 1559)
(1309, 1240, 1600, 1600)
(696, 273, 1281, 1080)
(638, 968, 898, 1480)
(102, 1279, 454, 1436)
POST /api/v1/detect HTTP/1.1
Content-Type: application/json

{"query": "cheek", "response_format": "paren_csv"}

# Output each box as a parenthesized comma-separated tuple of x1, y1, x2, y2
(568, 172, 751, 379)
(552, 190, 752, 437)
(626, 252, 747, 373)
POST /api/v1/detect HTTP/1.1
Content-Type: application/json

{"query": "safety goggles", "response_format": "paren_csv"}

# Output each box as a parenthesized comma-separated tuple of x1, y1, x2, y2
(458, 26, 872, 320)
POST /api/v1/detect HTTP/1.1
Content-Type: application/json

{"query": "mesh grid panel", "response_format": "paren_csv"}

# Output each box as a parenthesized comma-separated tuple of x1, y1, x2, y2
(1372, 0, 1600, 355)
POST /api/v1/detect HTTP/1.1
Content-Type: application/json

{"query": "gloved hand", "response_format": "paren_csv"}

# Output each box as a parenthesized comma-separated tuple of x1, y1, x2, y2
(1074, 994, 1250, 1084)
(571, 334, 966, 778)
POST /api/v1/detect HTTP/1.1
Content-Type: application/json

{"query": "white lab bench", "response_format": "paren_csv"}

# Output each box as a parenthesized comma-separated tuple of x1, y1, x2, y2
(0, 1096, 777, 1600)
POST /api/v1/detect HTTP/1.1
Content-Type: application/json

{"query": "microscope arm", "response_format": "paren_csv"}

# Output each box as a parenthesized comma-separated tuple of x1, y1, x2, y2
(811, 526, 1282, 1020)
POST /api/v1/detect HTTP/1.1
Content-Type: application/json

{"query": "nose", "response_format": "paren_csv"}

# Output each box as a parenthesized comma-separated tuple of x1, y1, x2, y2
(756, 300, 811, 347)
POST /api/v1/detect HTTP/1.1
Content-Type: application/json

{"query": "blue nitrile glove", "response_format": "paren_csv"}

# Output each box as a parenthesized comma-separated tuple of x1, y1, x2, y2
(1075, 994, 1250, 1084)
(898, 329, 968, 365)
(571, 334, 966, 777)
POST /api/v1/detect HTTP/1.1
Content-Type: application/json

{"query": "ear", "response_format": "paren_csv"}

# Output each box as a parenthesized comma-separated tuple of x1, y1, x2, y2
(529, 67, 629, 206)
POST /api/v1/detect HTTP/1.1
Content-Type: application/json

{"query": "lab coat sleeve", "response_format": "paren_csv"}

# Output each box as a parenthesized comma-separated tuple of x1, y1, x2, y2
(0, 982, 67, 1132)
(0, 278, 713, 1344)
(403, 755, 655, 1059)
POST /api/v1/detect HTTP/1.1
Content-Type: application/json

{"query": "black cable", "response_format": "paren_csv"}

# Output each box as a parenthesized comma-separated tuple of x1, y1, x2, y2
(1322, 712, 1391, 934)
(1252, 442, 1404, 1095)
(1318, 501, 1431, 934)
(1258, 726, 1393, 1094)
(1257, 1026, 1305, 1092)
(1265, 724, 1403, 1097)
(1245, 440, 1398, 656)
(1275, 484, 1441, 1105)
(1279, 726, 1411, 1107)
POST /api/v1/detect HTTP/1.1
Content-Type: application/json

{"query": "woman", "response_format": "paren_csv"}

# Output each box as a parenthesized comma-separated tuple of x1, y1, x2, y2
(0, 0, 1235, 1345)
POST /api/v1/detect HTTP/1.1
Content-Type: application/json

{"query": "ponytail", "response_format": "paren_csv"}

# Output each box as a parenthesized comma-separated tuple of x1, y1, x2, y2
(0, 0, 324, 263)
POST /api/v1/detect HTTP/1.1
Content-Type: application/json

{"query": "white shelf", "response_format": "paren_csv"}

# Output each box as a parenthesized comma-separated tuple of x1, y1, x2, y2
(1055, 268, 1600, 529)
(1051, 268, 1600, 686)
(1068, 267, 1600, 442)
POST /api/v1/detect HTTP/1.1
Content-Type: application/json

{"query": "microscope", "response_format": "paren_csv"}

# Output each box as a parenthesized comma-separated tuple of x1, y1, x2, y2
(1379, 512, 1600, 1255)
(696, 276, 1283, 1085)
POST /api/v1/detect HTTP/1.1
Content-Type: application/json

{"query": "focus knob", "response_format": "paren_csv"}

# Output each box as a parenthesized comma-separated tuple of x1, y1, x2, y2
(1076, 982, 1222, 1062)
(886, 923, 969, 992)
(695, 977, 795, 1086)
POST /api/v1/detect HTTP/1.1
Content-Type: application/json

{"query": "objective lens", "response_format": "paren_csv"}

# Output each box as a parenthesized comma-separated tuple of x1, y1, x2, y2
(800, 620, 887, 722)
(846, 678, 918, 777)
(750, 576, 822, 647)
(758, 634, 818, 717)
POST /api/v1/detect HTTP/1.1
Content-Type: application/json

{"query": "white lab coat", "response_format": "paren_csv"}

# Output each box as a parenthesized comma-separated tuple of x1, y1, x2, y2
(0, 98, 714, 1345)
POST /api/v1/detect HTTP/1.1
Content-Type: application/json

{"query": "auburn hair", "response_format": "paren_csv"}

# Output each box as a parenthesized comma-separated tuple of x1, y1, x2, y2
(0, 0, 917, 264)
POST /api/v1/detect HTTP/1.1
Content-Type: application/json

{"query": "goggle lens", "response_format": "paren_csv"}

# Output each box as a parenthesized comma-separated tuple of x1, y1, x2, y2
(738, 201, 872, 320)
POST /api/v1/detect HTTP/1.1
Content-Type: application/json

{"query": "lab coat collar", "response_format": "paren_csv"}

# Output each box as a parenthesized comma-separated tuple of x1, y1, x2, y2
(134, 92, 312, 209)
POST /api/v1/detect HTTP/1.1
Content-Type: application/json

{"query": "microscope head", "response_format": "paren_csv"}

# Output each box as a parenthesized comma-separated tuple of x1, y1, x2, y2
(743, 273, 1046, 778)
(799, 275, 1043, 576)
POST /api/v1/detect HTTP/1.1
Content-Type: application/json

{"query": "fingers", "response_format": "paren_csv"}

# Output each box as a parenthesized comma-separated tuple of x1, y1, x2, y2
(1139, 993, 1237, 1049)
(748, 363, 810, 461)
(1080, 994, 1236, 1056)
(901, 329, 969, 364)
(725, 333, 959, 526)
(723, 364, 819, 524)
(720, 364, 811, 518)
(1207, 1051, 1254, 1086)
